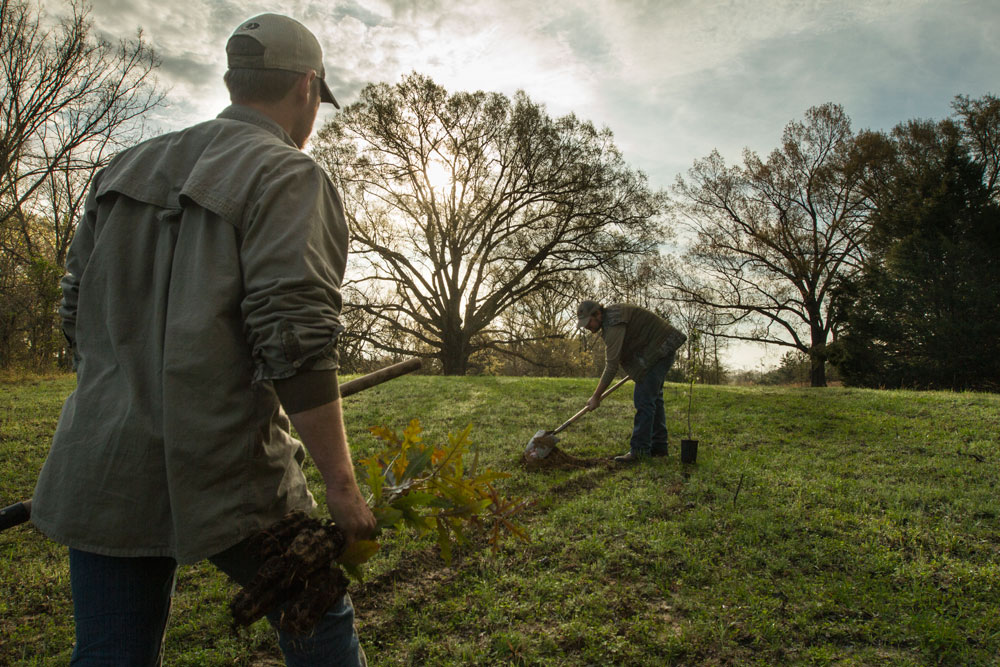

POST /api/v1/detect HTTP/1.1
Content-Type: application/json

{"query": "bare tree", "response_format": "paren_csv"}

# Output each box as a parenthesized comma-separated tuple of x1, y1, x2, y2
(0, 0, 163, 367)
(667, 294, 729, 384)
(312, 73, 665, 374)
(669, 103, 871, 386)
(595, 252, 670, 311)
(477, 279, 598, 376)
(952, 94, 1000, 198)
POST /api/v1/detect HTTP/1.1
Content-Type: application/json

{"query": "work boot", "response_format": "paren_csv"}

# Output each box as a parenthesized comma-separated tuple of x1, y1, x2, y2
(613, 451, 640, 463)
(651, 440, 669, 457)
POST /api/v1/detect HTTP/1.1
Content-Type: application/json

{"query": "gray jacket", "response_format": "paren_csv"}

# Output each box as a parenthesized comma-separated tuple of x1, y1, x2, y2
(32, 106, 347, 563)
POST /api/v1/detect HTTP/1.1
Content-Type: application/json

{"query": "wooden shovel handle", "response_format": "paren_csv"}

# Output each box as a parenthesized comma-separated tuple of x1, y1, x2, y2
(0, 499, 31, 532)
(339, 358, 422, 398)
(552, 376, 630, 435)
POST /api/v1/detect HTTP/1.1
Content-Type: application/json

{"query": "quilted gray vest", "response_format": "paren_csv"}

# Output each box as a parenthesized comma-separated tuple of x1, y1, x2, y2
(603, 304, 687, 379)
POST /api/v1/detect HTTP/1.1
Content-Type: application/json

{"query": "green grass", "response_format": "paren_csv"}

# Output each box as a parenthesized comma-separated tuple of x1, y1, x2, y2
(2, 374, 999, 665)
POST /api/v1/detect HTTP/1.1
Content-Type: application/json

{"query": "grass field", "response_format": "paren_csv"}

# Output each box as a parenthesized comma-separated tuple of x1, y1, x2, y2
(1, 373, 998, 665)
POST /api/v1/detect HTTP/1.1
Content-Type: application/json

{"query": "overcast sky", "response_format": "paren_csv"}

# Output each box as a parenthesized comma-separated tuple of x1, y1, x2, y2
(74, 0, 998, 368)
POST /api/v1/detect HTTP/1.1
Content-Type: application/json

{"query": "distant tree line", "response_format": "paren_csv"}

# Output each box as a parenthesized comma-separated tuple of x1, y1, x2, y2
(829, 96, 1000, 391)
(2, 1, 996, 392)
(668, 96, 999, 390)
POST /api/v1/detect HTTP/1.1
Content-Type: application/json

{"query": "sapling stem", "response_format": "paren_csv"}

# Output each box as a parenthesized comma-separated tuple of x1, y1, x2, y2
(685, 329, 699, 441)
(687, 375, 694, 440)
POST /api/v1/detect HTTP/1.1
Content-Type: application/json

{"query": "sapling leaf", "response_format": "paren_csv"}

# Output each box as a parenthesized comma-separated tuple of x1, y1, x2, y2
(500, 519, 529, 543)
(342, 563, 364, 581)
(449, 520, 468, 545)
(359, 419, 532, 567)
(402, 418, 423, 444)
(427, 496, 457, 509)
(362, 456, 384, 504)
(337, 539, 381, 566)
(390, 491, 437, 509)
(383, 465, 397, 487)
(373, 506, 403, 530)
(390, 451, 409, 483)
(470, 471, 511, 485)
(399, 504, 434, 534)
(368, 424, 398, 445)
(402, 446, 434, 481)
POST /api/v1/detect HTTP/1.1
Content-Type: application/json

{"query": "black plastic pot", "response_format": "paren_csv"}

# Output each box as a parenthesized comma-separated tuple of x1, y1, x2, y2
(680, 439, 699, 464)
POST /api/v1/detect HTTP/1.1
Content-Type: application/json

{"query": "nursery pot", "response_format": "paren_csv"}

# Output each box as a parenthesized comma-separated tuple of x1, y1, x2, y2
(680, 439, 699, 464)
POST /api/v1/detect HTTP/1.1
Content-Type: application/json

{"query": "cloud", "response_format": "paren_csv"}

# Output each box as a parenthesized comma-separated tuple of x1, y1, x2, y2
(74, 0, 996, 188)
(73, 0, 995, 367)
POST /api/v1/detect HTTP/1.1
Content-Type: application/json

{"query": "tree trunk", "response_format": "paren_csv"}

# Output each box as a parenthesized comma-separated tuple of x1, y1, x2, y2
(806, 299, 828, 387)
(809, 352, 827, 387)
(439, 327, 470, 375)
(440, 348, 468, 375)
(809, 333, 828, 387)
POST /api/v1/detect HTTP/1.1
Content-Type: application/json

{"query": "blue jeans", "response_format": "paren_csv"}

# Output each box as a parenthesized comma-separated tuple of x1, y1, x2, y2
(629, 352, 675, 456)
(69, 541, 364, 666)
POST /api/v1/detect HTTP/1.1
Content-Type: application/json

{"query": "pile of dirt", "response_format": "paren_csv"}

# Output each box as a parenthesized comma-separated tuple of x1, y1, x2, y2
(521, 445, 613, 471)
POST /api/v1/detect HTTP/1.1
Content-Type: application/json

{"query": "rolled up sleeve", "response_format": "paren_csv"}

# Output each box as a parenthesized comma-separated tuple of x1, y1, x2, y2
(240, 158, 349, 381)
(599, 324, 626, 386)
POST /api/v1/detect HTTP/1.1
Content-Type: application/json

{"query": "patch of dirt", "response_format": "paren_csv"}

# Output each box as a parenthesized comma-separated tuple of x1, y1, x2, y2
(351, 545, 466, 640)
(352, 544, 453, 608)
(520, 445, 614, 471)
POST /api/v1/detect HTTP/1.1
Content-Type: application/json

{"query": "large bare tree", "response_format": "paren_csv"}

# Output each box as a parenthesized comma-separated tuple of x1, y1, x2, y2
(312, 73, 664, 374)
(669, 103, 871, 386)
(1, 0, 163, 367)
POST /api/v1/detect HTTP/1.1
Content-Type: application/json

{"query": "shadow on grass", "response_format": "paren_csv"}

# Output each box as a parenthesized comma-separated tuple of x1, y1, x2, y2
(541, 464, 621, 498)
(351, 543, 472, 643)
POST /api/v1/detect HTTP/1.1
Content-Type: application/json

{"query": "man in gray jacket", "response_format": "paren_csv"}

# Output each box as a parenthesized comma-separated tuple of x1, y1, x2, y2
(31, 13, 374, 666)
(579, 300, 687, 463)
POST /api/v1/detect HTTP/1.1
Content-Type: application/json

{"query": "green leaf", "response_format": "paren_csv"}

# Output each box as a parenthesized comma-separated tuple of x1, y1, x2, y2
(363, 418, 533, 564)
(471, 471, 511, 485)
(427, 496, 456, 509)
(391, 491, 437, 509)
(374, 506, 403, 530)
(364, 457, 384, 504)
(368, 424, 399, 445)
(402, 446, 434, 481)
(402, 418, 423, 445)
(400, 504, 434, 534)
(336, 539, 381, 566)
(342, 562, 364, 582)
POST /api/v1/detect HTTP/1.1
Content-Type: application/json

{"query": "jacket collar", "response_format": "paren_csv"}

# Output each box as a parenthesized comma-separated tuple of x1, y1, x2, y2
(218, 105, 297, 148)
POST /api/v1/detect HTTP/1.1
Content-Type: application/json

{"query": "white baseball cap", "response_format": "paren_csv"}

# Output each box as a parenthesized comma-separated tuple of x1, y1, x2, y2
(227, 13, 339, 108)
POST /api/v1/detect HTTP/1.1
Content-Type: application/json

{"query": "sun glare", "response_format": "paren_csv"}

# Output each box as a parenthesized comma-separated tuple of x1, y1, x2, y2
(424, 159, 452, 193)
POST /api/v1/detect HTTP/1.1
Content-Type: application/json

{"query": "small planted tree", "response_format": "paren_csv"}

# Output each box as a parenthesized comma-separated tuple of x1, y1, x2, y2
(231, 419, 532, 633)
(681, 329, 701, 463)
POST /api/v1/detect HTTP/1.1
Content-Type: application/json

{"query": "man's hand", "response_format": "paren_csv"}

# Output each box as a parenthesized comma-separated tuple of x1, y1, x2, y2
(326, 481, 376, 545)
(586, 395, 601, 411)
(287, 398, 376, 546)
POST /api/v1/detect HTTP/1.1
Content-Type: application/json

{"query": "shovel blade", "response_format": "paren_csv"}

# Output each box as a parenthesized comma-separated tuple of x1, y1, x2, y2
(524, 429, 558, 459)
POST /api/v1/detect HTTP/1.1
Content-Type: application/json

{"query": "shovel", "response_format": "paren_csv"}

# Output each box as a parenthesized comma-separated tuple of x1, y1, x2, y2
(0, 357, 423, 533)
(524, 375, 630, 460)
